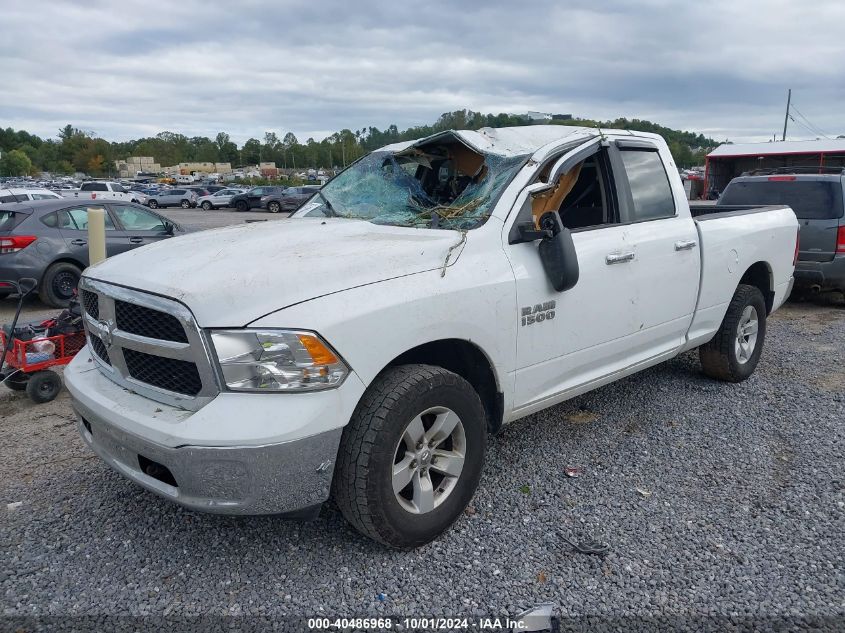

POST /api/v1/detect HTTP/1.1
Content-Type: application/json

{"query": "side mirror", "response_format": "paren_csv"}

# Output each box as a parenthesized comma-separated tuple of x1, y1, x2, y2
(163, 221, 175, 235)
(535, 212, 580, 292)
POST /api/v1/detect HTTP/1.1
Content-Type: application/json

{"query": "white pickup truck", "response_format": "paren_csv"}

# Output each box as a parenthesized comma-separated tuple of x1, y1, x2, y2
(60, 181, 142, 203)
(65, 126, 798, 548)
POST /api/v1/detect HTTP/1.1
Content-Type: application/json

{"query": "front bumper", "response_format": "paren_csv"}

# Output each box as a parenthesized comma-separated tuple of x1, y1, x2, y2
(794, 255, 845, 292)
(74, 401, 340, 515)
(66, 347, 366, 515)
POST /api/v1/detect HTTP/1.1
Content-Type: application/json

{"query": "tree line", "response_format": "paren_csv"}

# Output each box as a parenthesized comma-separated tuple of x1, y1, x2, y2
(0, 110, 716, 177)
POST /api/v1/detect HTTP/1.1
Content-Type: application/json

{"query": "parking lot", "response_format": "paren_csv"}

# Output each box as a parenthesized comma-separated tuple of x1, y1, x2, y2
(1, 197, 843, 626)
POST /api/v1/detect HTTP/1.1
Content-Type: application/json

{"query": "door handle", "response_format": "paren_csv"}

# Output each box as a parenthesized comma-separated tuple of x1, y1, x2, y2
(129, 237, 144, 244)
(674, 240, 697, 251)
(605, 251, 635, 265)
(70, 239, 87, 246)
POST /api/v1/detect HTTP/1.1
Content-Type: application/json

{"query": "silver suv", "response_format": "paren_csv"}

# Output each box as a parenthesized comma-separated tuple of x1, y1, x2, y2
(147, 188, 197, 209)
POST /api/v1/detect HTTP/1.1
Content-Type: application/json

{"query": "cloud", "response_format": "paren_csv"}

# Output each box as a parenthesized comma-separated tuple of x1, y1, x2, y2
(1, 0, 843, 143)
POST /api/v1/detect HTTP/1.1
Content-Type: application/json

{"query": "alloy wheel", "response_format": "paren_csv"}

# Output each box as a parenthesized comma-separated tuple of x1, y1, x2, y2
(735, 305, 759, 364)
(392, 406, 466, 514)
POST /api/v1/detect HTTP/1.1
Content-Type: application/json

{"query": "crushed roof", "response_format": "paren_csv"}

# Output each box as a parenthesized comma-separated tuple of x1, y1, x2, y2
(379, 125, 606, 157)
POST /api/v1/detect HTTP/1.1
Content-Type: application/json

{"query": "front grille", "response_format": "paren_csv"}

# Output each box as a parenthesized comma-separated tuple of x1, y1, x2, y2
(80, 280, 215, 409)
(88, 334, 111, 365)
(115, 300, 188, 343)
(81, 290, 99, 320)
(123, 348, 202, 396)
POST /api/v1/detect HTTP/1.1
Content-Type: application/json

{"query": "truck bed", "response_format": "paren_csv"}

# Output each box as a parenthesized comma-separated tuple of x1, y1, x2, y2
(689, 204, 789, 220)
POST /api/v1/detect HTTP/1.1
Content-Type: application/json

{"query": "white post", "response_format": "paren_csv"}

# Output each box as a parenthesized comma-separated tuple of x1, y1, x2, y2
(87, 207, 106, 265)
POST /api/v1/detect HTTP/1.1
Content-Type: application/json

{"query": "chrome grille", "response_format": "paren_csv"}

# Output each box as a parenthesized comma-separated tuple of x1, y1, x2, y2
(78, 278, 218, 410)
(115, 300, 188, 343)
(81, 290, 99, 320)
(123, 349, 202, 395)
(89, 334, 111, 365)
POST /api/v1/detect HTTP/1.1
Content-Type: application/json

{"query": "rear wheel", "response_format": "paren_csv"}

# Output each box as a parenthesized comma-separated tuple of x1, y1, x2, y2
(235, 200, 248, 212)
(3, 372, 29, 391)
(180, 199, 191, 209)
(148, 199, 159, 209)
(26, 370, 62, 403)
(201, 201, 212, 210)
(700, 284, 767, 382)
(333, 365, 486, 549)
(40, 262, 82, 308)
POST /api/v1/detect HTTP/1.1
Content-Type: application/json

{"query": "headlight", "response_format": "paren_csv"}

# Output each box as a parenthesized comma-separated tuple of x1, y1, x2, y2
(209, 329, 348, 392)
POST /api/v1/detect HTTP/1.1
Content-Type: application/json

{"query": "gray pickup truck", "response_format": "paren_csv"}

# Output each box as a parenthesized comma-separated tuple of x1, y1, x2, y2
(718, 169, 845, 295)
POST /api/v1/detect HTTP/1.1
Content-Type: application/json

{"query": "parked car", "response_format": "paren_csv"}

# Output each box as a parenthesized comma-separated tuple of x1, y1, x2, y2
(66, 126, 797, 548)
(261, 186, 320, 213)
(0, 200, 183, 306)
(229, 186, 286, 212)
(184, 186, 212, 199)
(60, 181, 142, 204)
(0, 188, 62, 204)
(196, 188, 245, 210)
(146, 188, 197, 209)
(128, 191, 150, 206)
(718, 169, 844, 295)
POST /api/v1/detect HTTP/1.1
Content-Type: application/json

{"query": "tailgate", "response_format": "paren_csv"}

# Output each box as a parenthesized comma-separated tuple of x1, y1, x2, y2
(798, 218, 840, 263)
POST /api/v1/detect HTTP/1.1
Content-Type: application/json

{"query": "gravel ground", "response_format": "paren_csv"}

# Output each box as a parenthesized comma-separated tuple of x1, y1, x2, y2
(1, 297, 843, 630)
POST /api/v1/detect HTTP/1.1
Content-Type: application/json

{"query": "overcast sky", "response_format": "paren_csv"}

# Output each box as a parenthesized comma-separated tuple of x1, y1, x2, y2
(1, 0, 843, 145)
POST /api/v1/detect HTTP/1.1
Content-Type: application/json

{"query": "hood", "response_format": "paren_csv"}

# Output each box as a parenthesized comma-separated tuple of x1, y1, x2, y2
(84, 218, 467, 326)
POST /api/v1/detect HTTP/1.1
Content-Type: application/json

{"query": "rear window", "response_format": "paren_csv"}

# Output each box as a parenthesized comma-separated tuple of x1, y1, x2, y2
(81, 183, 108, 192)
(720, 180, 844, 220)
(0, 210, 28, 232)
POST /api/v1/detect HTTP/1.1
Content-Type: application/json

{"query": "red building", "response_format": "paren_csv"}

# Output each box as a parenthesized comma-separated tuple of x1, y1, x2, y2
(705, 139, 845, 195)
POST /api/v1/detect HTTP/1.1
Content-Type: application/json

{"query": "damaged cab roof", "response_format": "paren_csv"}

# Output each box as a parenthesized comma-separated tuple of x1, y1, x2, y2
(379, 125, 600, 159)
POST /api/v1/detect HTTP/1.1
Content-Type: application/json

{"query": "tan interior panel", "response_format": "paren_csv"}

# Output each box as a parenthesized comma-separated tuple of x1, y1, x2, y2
(531, 161, 583, 226)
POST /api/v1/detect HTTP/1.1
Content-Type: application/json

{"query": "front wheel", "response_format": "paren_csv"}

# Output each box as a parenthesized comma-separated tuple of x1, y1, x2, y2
(180, 199, 191, 209)
(235, 200, 248, 212)
(148, 200, 159, 209)
(267, 201, 281, 213)
(700, 284, 767, 382)
(201, 201, 212, 210)
(333, 365, 486, 549)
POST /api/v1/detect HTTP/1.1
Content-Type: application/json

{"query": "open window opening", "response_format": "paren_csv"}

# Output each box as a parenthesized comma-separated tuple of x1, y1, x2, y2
(531, 149, 616, 231)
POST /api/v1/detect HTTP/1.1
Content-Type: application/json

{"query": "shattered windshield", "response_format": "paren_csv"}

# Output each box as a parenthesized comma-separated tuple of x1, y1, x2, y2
(298, 140, 528, 229)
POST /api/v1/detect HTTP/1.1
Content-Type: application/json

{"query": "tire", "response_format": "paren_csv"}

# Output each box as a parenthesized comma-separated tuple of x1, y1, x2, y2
(180, 199, 191, 209)
(148, 199, 159, 209)
(235, 200, 248, 212)
(201, 201, 212, 210)
(3, 372, 28, 391)
(40, 262, 82, 308)
(26, 370, 62, 403)
(333, 364, 487, 549)
(267, 201, 281, 213)
(700, 284, 767, 383)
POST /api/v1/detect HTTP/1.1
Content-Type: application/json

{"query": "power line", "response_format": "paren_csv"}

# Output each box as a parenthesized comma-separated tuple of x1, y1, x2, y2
(789, 103, 832, 139)
(788, 114, 825, 139)
(791, 109, 829, 138)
